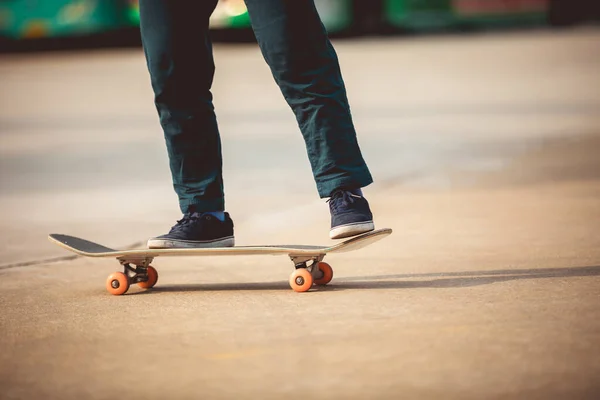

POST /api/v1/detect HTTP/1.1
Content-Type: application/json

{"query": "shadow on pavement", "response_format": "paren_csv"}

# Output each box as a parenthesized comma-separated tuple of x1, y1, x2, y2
(134, 265, 600, 294)
(334, 265, 600, 290)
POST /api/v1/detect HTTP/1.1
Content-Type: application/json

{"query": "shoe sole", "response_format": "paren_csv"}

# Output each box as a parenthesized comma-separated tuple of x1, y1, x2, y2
(147, 236, 235, 249)
(329, 221, 375, 240)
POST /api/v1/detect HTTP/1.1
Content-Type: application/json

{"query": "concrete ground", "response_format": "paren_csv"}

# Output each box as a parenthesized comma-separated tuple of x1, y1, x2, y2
(1, 28, 599, 399)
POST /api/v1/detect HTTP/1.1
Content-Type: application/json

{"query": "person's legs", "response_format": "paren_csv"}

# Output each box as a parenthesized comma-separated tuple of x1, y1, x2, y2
(244, 0, 374, 238)
(140, 0, 224, 213)
(140, 0, 234, 248)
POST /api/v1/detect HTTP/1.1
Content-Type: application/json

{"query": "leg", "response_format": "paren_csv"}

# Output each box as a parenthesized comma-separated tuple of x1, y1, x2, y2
(243, 0, 373, 198)
(141, 0, 234, 249)
(139, 0, 223, 213)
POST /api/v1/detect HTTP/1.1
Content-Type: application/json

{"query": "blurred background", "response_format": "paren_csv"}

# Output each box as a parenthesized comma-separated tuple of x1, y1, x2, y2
(1, 1, 600, 399)
(1, 0, 599, 51)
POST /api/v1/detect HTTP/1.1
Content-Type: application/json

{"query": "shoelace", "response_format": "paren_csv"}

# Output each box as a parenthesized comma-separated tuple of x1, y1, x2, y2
(327, 190, 360, 213)
(169, 212, 204, 234)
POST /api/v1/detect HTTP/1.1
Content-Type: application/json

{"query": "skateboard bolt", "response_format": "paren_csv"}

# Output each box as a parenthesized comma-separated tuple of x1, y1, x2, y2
(111, 280, 120, 289)
(295, 276, 305, 286)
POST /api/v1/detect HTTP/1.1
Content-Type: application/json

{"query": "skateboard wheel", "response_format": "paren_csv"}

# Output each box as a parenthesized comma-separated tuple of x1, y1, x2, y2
(137, 266, 158, 289)
(106, 272, 130, 295)
(289, 269, 313, 293)
(314, 262, 333, 286)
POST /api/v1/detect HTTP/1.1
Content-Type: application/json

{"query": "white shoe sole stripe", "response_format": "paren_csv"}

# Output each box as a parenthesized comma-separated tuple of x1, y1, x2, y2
(147, 236, 235, 249)
(329, 222, 375, 239)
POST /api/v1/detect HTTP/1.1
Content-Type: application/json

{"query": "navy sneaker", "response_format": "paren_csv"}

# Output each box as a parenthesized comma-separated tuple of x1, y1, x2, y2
(328, 189, 375, 239)
(147, 211, 235, 249)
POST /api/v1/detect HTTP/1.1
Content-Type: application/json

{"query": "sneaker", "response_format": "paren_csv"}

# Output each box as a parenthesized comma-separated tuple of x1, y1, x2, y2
(147, 211, 235, 249)
(328, 189, 375, 239)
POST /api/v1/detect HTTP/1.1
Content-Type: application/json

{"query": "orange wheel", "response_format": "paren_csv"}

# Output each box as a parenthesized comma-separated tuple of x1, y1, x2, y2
(289, 269, 313, 292)
(314, 262, 333, 285)
(137, 266, 158, 289)
(106, 272, 130, 295)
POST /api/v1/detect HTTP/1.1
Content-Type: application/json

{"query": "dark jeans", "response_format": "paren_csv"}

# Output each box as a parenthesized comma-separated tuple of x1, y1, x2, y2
(139, 0, 373, 213)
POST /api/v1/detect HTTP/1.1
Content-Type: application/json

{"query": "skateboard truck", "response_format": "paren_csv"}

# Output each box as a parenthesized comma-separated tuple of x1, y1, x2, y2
(291, 254, 325, 278)
(118, 256, 154, 284)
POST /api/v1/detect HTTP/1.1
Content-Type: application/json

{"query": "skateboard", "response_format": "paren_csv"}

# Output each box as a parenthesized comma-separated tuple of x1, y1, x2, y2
(48, 228, 392, 295)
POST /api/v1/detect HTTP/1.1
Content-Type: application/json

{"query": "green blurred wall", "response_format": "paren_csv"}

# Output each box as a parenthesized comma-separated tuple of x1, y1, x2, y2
(384, 0, 549, 31)
(0, 0, 553, 40)
(0, 0, 354, 39)
(0, 0, 137, 39)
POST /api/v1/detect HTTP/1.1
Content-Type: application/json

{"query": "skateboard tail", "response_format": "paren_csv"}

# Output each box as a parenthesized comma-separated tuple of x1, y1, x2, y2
(327, 228, 392, 254)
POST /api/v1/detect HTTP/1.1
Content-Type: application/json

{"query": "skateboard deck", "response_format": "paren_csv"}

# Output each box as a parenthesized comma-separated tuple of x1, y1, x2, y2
(48, 228, 392, 295)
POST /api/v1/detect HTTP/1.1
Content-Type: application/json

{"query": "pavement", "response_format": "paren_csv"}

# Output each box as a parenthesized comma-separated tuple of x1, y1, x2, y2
(0, 28, 599, 399)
